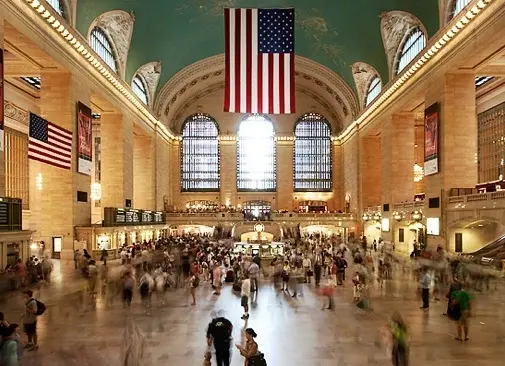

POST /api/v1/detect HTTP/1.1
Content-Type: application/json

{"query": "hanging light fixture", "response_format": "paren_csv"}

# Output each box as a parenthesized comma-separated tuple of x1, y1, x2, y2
(414, 163, 424, 182)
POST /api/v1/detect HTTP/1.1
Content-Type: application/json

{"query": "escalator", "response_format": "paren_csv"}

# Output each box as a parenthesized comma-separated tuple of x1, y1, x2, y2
(466, 234, 505, 259)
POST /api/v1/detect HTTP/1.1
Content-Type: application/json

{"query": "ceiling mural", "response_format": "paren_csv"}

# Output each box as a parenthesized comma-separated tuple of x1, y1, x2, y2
(76, 0, 439, 97)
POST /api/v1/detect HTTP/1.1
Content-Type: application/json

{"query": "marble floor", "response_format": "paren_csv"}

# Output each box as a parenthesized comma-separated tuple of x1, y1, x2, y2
(2, 261, 505, 366)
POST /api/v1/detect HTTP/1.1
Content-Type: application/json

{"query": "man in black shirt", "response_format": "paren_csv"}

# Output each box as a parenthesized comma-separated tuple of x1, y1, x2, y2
(207, 313, 233, 366)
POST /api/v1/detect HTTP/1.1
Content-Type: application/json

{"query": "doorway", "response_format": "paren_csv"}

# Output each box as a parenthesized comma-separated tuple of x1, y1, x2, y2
(52, 237, 62, 259)
(455, 233, 463, 253)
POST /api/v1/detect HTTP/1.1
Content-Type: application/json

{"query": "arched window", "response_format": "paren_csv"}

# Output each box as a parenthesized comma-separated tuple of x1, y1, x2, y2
(365, 76, 382, 107)
(451, 0, 471, 19)
(294, 113, 332, 191)
(132, 75, 148, 105)
(90, 27, 117, 72)
(46, 0, 64, 17)
(237, 115, 276, 191)
(181, 114, 220, 192)
(395, 27, 426, 75)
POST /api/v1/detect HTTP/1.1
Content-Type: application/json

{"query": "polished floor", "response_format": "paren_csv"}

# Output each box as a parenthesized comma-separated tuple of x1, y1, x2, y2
(1, 260, 505, 366)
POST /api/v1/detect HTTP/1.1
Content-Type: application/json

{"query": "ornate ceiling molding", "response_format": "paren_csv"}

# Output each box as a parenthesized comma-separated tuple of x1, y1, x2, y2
(133, 61, 162, 107)
(155, 54, 359, 130)
(88, 10, 135, 80)
(380, 11, 427, 79)
(352, 62, 382, 110)
(4, 100, 28, 125)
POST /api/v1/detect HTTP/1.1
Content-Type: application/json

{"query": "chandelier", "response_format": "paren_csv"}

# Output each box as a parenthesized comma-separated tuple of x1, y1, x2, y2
(413, 163, 424, 183)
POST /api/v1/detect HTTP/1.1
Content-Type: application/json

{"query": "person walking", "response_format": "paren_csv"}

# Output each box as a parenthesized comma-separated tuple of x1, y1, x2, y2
(248, 261, 260, 293)
(241, 274, 251, 320)
(389, 312, 409, 366)
(236, 328, 265, 366)
(207, 312, 233, 366)
(21, 290, 38, 351)
(451, 285, 474, 342)
(122, 271, 134, 308)
(419, 267, 432, 310)
(444, 276, 462, 316)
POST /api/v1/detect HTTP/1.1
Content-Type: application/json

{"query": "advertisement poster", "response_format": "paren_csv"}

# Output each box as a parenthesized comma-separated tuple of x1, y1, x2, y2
(0, 48, 4, 151)
(77, 101, 92, 175)
(424, 102, 439, 176)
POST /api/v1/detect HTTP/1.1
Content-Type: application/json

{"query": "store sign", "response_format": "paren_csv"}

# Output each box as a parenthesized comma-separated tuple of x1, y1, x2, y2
(104, 207, 166, 227)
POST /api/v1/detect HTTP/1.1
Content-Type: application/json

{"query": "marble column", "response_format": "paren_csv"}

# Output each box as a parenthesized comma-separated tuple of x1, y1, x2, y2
(360, 136, 382, 209)
(100, 113, 133, 209)
(155, 131, 172, 211)
(133, 131, 155, 210)
(220, 138, 237, 207)
(343, 133, 360, 213)
(331, 142, 343, 211)
(276, 138, 293, 211)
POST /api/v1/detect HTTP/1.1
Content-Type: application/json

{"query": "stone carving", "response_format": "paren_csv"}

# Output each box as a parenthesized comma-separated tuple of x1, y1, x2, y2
(89, 10, 135, 79)
(351, 62, 382, 109)
(155, 54, 359, 130)
(380, 11, 426, 78)
(4, 100, 28, 125)
(134, 61, 162, 106)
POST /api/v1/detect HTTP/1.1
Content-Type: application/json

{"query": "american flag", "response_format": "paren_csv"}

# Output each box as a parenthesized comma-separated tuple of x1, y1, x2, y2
(29, 113, 72, 170)
(224, 8, 295, 114)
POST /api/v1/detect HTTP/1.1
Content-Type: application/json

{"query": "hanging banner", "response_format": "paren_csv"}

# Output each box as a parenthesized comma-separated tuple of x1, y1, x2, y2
(77, 101, 92, 175)
(0, 48, 4, 151)
(424, 102, 439, 176)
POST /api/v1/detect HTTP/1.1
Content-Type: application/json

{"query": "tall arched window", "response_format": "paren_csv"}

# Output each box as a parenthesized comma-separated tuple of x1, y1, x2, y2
(395, 27, 426, 75)
(237, 115, 276, 191)
(181, 114, 220, 192)
(294, 113, 332, 191)
(132, 75, 148, 105)
(451, 0, 471, 19)
(90, 27, 117, 72)
(365, 76, 382, 107)
(46, 0, 64, 17)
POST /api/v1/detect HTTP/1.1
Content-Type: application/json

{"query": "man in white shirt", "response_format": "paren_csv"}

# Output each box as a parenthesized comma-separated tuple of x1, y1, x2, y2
(302, 254, 312, 284)
(248, 261, 260, 292)
(241, 275, 251, 320)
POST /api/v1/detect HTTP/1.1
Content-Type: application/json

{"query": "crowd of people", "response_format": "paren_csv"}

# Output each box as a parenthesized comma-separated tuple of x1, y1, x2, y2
(0, 230, 499, 365)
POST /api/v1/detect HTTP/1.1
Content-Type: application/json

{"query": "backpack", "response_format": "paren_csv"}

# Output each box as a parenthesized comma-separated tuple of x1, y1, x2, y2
(33, 299, 46, 316)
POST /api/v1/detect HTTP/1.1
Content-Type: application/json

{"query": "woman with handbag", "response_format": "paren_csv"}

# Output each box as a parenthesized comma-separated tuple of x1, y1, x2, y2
(236, 328, 266, 366)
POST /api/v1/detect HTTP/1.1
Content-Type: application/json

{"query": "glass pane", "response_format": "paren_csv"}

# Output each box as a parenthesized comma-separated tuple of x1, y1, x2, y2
(181, 114, 220, 191)
(453, 0, 472, 18)
(396, 28, 426, 75)
(237, 115, 276, 191)
(132, 76, 148, 104)
(365, 77, 382, 106)
(293, 113, 332, 191)
(90, 28, 117, 72)
(46, 0, 63, 16)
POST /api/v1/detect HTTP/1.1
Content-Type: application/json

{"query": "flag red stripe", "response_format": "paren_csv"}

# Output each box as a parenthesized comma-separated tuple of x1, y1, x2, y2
(290, 55, 295, 113)
(47, 121, 72, 139)
(245, 9, 252, 113)
(268, 53, 274, 114)
(28, 155, 70, 170)
(257, 54, 263, 113)
(48, 133, 72, 149)
(234, 9, 241, 113)
(29, 148, 71, 165)
(279, 53, 285, 114)
(29, 140, 71, 159)
(224, 8, 230, 112)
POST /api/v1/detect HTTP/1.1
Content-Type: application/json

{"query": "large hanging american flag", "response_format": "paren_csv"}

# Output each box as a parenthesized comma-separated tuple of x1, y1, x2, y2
(224, 8, 295, 114)
(29, 113, 72, 170)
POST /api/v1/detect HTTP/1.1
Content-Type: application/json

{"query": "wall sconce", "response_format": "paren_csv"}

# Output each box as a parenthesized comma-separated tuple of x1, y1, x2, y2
(35, 173, 43, 191)
(393, 212, 403, 221)
(372, 213, 381, 221)
(90, 182, 102, 201)
(362, 214, 370, 221)
(412, 211, 423, 221)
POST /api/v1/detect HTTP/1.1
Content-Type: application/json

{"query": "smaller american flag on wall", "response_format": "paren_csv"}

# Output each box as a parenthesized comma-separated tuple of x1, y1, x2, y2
(29, 112, 72, 170)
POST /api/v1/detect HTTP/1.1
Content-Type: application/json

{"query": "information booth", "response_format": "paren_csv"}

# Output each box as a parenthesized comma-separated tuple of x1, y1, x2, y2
(233, 242, 284, 259)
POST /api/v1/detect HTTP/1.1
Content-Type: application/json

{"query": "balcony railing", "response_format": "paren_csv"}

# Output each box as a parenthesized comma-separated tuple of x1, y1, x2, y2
(447, 191, 505, 204)
(164, 212, 356, 221)
(392, 201, 425, 210)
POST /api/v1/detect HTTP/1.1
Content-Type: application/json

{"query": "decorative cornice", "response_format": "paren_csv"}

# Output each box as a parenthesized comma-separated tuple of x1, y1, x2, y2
(4, 100, 28, 125)
(88, 10, 135, 80)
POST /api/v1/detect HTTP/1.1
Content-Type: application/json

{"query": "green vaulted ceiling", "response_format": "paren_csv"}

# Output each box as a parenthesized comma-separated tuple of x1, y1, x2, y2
(76, 0, 439, 94)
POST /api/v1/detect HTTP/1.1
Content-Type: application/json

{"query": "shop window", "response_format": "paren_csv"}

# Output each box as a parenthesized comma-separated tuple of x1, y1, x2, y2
(5, 128, 29, 210)
(90, 27, 117, 72)
(237, 115, 276, 191)
(478, 101, 505, 183)
(132, 75, 148, 105)
(395, 27, 426, 75)
(365, 76, 381, 106)
(293, 113, 332, 192)
(181, 114, 220, 191)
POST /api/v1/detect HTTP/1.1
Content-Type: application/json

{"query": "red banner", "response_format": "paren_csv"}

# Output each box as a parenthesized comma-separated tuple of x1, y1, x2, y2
(77, 101, 92, 175)
(424, 102, 439, 176)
